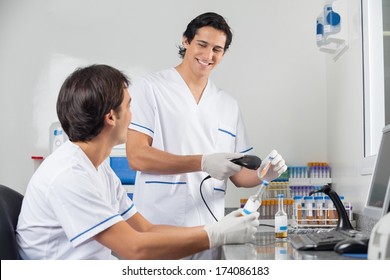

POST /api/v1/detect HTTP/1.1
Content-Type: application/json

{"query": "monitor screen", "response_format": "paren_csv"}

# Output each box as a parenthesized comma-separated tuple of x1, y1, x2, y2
(364, 124, 390, 219)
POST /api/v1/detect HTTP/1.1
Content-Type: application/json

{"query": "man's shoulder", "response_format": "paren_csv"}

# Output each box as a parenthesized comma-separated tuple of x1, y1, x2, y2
(207, 79, 238, 103)
(135, 68, 176, 83)
(42, 142, 92, 175)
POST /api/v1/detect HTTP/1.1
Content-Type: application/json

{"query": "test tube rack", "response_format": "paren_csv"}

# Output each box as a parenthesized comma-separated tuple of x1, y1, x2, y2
(291, 201, 353, 228)
(240, 162, 354, 228)
(249, 182, 353, 224)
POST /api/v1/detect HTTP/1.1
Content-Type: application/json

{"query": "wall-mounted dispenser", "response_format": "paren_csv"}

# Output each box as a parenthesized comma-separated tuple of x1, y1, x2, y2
(49, 121, 68, 154)
(324, 3, 341, 36)
(316, 0, 348, 61)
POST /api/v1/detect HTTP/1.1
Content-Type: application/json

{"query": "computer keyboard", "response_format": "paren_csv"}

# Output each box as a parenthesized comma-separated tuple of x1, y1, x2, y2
(290, 229, 369, 251)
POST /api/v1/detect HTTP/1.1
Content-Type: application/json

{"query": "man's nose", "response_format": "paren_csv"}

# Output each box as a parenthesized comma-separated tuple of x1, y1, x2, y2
(203, 47, 214, 60)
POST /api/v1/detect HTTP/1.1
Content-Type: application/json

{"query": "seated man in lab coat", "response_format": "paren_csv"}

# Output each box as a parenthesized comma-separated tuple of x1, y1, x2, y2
(16, 64, 259, 260)
(126, 12, 288, 259)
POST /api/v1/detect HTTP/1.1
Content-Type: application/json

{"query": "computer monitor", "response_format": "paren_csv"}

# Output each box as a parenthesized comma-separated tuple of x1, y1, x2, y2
(364, 124, 390, 219)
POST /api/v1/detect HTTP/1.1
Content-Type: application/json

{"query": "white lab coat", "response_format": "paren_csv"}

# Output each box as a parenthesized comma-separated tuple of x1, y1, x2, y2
(16, 141, 137, 259)
(129, 68, 252, 258)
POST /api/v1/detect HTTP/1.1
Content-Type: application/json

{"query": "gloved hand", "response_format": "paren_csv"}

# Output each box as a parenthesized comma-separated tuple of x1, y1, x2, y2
(201, 153, 243, 180)
(257, 150, 287, 182)
(203, 209, 260, 248)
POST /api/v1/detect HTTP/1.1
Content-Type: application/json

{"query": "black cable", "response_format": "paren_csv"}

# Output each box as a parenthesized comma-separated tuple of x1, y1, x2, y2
(199, 175, 219, 222)
(259, 224, 275, 228)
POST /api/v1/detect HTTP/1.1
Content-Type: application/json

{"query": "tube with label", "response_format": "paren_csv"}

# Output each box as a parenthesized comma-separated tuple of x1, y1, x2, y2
(314, 196, 325, 225)
(241, 180, 269, 216)
(293, 195, 303, 225)
(304, 196, 314, 224)
(259, 150, 278, 178)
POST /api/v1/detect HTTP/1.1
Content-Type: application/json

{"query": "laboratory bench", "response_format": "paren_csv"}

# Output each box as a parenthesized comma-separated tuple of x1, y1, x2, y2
(221, 226, 367, 260)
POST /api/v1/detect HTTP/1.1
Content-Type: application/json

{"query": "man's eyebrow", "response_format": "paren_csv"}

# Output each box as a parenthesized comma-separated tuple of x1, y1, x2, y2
(214, 45, 224, 50)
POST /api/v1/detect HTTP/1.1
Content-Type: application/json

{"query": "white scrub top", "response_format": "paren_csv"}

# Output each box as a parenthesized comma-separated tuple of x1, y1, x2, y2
(129, 68, 252, 228)
(16, 141, 137, 260)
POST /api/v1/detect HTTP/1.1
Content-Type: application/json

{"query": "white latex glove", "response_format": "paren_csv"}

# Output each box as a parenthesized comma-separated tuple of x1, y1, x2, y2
(257, 150, 288, 182)
(201, 153, 243, 180)
(203, 209, 260, 248)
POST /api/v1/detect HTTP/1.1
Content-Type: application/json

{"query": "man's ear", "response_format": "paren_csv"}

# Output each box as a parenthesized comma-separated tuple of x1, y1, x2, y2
(182, 36, 189, 47)
(105, 110, 115, 126)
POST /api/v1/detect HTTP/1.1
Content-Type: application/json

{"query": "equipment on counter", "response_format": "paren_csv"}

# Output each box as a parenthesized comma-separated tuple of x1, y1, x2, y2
(290, 184, 369, 252)
(201, 154, 262, 221)
(334, 238, 368, 254)
(368, 211, 390, 259)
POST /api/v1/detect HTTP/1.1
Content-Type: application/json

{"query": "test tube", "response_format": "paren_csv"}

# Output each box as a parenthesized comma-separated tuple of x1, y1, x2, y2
(304, 196, 314, 225)
(343, 200, 352, 221)
(241, 181, 269, 216)
(289, 199, 294, 219)
(259, 200, 266, 219)
(293, 195, 303, 225)
(325, 196, 336, 225)
(314, 196, 324, 225)
(264, 199, 270, 219)
(240, 198, 247, 209)
(259, 150, 278, 178)
(270, 199, 277, 218)
(297, 186, 302, 197)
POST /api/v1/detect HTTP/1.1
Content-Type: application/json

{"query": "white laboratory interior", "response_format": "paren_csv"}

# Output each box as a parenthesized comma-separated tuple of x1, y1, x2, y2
(0, 0, 389, 260)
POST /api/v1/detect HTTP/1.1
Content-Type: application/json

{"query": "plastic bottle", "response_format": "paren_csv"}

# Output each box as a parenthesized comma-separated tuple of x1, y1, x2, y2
(241, 180, 269, 216)
(275, 194, 288, 239)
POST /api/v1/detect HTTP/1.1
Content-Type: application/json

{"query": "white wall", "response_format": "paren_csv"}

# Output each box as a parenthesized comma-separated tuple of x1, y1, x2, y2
(0, 0, 327, 207)
(325, 0, 372, 214)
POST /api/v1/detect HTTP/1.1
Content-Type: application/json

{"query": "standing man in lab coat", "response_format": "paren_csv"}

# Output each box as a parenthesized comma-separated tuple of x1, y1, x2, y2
(126, 12, 287, 259)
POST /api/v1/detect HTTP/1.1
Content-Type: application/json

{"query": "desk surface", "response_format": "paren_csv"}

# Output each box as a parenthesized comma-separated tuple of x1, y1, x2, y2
(222, 229, 367, 260)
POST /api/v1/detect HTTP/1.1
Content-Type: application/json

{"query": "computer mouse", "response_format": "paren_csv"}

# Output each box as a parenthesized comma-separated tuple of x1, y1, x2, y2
(334, 238, 369, 254)
(231, 155, 262, 170)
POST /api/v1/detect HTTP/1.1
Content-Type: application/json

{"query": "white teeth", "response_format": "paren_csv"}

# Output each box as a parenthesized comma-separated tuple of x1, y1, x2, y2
(198, 59, 209, 66)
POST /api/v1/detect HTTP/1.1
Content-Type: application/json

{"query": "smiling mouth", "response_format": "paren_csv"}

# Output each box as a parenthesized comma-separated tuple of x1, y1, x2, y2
(197, 58, 213, 66)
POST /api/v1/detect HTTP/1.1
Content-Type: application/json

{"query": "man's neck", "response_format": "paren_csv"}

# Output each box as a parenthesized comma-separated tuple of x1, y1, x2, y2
(175, 64, 208, 104)
(74, 136, 112, 169)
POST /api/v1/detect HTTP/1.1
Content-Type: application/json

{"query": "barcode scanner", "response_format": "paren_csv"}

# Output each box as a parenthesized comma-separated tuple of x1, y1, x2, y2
(201, 155, 262, 222)
(231, 155, 262, 170)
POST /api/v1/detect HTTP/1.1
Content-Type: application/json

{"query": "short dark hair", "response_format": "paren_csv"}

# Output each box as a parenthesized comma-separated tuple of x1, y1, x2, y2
(178, 12, 233, 59)
(56, 64, 130, 142)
